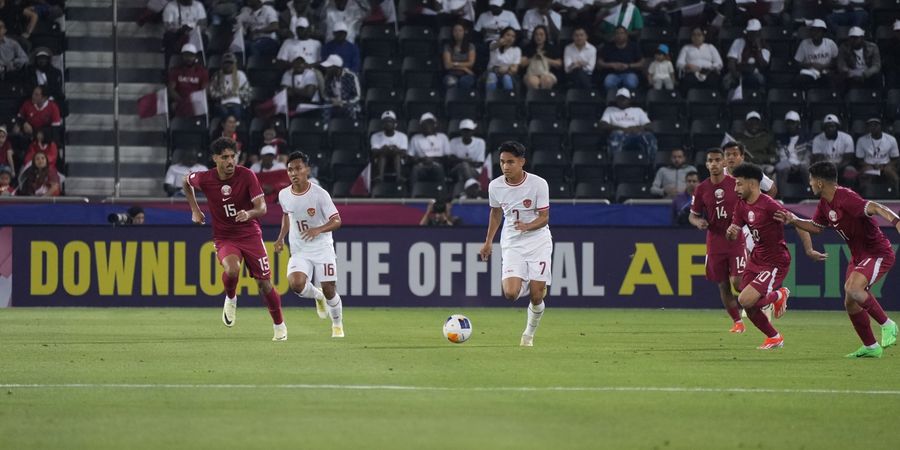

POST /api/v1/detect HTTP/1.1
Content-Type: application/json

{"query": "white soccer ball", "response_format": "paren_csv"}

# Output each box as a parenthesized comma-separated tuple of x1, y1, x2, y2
(443, 314, 473, 344)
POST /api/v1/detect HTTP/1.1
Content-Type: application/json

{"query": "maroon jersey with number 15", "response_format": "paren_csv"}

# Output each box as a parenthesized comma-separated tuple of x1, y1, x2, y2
(690, 176, 744, 255)
(188, 166, 264, 240)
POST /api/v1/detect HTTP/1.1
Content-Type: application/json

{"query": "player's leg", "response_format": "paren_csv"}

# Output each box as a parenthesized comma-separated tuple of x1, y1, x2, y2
(738, 273, 783, 349)
(317, 255, 343, 337)
(852, 257, 897, 348)
(216, 241, 243, 327)
(709, 253, 742, 331)
(720, 280, 744, 333)
(520, 255, 551, 347)
(241, 239, 285, 337)
(501, 277, 528, 301)
(843, 269, 884, 357)
(287, 254, 327, 318)
(258, 279, 287, 341)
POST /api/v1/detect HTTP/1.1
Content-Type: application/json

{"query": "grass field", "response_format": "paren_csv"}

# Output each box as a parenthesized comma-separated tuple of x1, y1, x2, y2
(2, 306, 900, 449)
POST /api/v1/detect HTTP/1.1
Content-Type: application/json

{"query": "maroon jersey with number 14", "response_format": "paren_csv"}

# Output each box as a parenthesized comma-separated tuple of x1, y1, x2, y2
(188, 166, 265, 240)
(691, 176, 744, 255)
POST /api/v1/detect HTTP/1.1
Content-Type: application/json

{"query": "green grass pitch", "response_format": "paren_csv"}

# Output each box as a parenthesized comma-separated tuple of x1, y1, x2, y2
(2, 306, 899, 449)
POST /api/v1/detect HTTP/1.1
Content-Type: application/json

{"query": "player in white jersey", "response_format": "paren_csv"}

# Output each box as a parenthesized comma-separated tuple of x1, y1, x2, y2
(274, 151, 345, 338)
(479, 141, 553, 347)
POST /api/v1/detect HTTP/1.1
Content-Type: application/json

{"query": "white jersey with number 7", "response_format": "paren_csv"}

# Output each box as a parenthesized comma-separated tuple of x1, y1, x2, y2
(488, 171, 552, 250)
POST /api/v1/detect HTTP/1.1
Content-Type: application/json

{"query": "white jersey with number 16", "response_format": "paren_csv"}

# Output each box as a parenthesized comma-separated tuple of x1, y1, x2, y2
(278, 183, 339, 256)
(488, 171, 552, 251)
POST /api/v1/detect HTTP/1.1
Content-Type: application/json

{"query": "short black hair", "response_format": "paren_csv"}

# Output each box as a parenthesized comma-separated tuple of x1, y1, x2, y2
(731, 163, 763, 182)
(706, 148, 724, 157)
(685, 170, 699, 180)
(127, 206, 144, 217)
(287, 151, 310, 165)
(498, 141, 526, 158)
(809, 161, 838, 183)
(210, 137, 238, 155)
(722, 141, 745, 155)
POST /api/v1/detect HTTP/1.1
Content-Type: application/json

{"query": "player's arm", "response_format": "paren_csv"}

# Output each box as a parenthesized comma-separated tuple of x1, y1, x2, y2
(688, 211, 708, 230)
(774, 209, 823, 234)
(514, 208, 549, 232)
(796, 227, 827, 261)
(480, 207, 503, 261)
(302, 214, 341, 241)
(183, 174, 205, 224)
(865, 201, 900, 235)
(235, 195, 267, 222)
(274, 213, 290, 252)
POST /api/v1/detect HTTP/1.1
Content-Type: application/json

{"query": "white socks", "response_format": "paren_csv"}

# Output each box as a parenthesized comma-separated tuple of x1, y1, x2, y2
(225, 297, 236, 306)
(326, 293, 343, 326)
(297, 281, 320, 299)
(524, 301, 545, 337)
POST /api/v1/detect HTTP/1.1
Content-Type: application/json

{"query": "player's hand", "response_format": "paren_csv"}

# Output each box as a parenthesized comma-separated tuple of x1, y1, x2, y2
(191, 210, 205, 225)
(725, 224, 740, 241)
(273, 239, 284, 252)
(514, 221, 529, 232)
(773, 210, 795, 225)
(235, 210, 250, 222)
(693, 218, 709, 230)
(301, 227, 321, 241)
(479, 242, 492, 261)
(805, 249, 828, 262)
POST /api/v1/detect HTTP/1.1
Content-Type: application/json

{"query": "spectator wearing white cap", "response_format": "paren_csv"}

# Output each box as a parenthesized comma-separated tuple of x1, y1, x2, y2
(250, 145, 288, 173)
(371, 110, 409, 182)
(167, 44, 209, 118)
(323, 0, 369, 43)
(474, 0, 520, 43)
(277, 16, 322, 67)
(281, 54, 321, 110)
(826, 0, 868, 30)
(794, 19, 839, 88)
(161, 0, 207, 55)
(600, 88, 656, 157)
(811, 114, 857, 181)
(459, 177, 486, 199)
(320, 54, 361, 121)
(775, 110, 813, 193)
(448, 118, 485, 183)
(443, 22, 477, 90)
(882, 20, 900, 89)
(209, 52, 250, 121)
(522, 0, 562, 42)
(409, 112, 450, 183)
(855, 118, 899, 190)
(236, 0, 280, 57)
(564, 26, 596, 89)
(837, 26, 882, 90)
(321, 21, 360, 74)
(723, 19, 770, 91)
(738, 111, 776, 172)
(486, 27, 522, 92)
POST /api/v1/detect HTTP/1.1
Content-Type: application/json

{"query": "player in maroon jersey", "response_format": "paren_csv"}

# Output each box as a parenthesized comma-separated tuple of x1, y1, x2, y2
(726, 163, 812, 349)
(775, 161, 900, 358)
(689, 148, 747, 333)
(182, 137, 287, 341)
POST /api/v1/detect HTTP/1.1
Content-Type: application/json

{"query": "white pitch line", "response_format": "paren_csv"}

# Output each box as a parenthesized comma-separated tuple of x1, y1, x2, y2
(1, 384, 900, 396)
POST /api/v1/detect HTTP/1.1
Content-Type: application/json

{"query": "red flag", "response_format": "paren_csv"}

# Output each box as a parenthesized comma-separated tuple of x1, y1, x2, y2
(478, 153, 492, 191)
(255, 169, 290, 203)
(255, 89, 288, 119)
(350, 163, 371, 196)
(137, 88, 167, 118)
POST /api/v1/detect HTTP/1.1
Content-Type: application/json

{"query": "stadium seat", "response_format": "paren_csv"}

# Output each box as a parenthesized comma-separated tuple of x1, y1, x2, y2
(248, 116, 286, 152)
(411, 181, 446, 199)
(761, 27, 793, 59)
(170, 116, 208, 153)
(362, 57, 401, 89)
(330, 149, 369, 182)
(845, 89, 882, 122)
(572, 150, 609, 181)
(653, 150, 672, 171)
(247, 56, 282, 89)
(530, 150, 569, 180)
(767, 88, 805, 121)
(717, 26, 742, 55)
(886, 89, 900, 121)
(806, 89, 844, 121)
(574, 181, 614, 199)
(399, 26, 438, 59)
(331, 179, 355, 197)
(645, 89, 686, 121)
(862, 181, 899, 199)
(615, 182, 655, 203)
(365, 88, 404, 121)
(568, 119, 604, 153)
(528, 120, 566, 154)
(445, 87, 481, 120)
(872, 0, 900, 26)
(727, 89, 766, 123)
(849, 119, 868, 139)
(612, 151, 652, 183)
(289, 118, 329, 164)
(565, 89, 605, 118)
(487, 119, 527, 161)
(648, 120, 687, 152)
(639, 27, 677, 56)
(359, 24, 398, 58)
(766, 57, 798, 89)
(686, 88, 724, 120)
(780, 182, 813, 202)
(526, 89, 564, 120)
(328, 118, 365, 151)
(690, 120, 728, 152)
(485, 89, 523, 120)
(547, 178, 573, 199)
(401, 56, 440, 89)
(404, 88, 443, 121)
(371, 180, 408, 198)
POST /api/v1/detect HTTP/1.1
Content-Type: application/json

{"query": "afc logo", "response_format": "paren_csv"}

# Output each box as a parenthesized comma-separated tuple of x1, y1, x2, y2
(748, 211, 756, 223)
(221, 185, 232, 196)
(829, 210, 838, 222)
(307, 208, 316, 217)
(714, 188, 724, 200)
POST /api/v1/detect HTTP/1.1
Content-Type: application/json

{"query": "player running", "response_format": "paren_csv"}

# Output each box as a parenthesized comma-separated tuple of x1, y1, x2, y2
(274, 151, 345, 338)
(183, 137, 287, 341)
(689, 148, 747, 333)
(480, 141, 552, 347)
(775, 161, 899, 358)
(726, 163, 810, 349)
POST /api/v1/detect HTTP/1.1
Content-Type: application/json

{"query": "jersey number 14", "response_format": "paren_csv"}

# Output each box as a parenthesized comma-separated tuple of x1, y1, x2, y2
(715, 205, 728, 219)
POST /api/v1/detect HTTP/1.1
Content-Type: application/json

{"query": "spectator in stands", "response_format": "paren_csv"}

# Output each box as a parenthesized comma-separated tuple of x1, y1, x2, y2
(837, 26, 882, 90)
(646, 44, 674, 90)
(522, 0, 562, 42)
(161, 0, 207, 56)
(522, 25, 561, 90)
(794, 19, 838, 88)
(0, 166, 14, 196)
(598, 0, 644, 37)
(251, 145, 287, 173)
(321, 22, 360, 74)
(673, 170, 699, 225)
(485, 27, 522, 92)
(775, 111, 812, 193)
(0, 125, 13, 175)
(322, 0, 368, 43)
(420, 200, 460, 226)
(16, 150, 57, 196)
(811, 114, 857, 181)
(23, 48, 63, 106)
(676, 26, 723, 91)
(22, 127, 56, 174)
(598, 26, 643, 91)
(281, 54, 321, 110)
(127, 206, 146, 225)
(600, 88, 656, 157)
(0, 20, 27, 82)
(209, 52, 250, 121)
(215, 114, 244, 157)
(371, 110, 409, 183)
(883, 21, 900, 89)
(458, 177, 485, 199)
(237, 0, 280, 58)
(403, 0, 441, 28)
(15, 85, 60, 140)
(167, 44, 208, 118)
(277, 16, 322, 68)
(208, 0, 241, 27)
(564, 26, 596, 89)
(26, 0, 62, 37)
(739, 111, 776, 172)
(0, 0, 37, 41)
(164, 149, 206, 196)
(723, 19, 770, 91)
(448, 118, 484, 183)
(826, 0, 868, 29)
(638, 0, 676, 28)
(283, 0, 318, 35)
(440, 0, 475, 25)
(442, 22, 477, 90)
(473, 0, 520, 44)
(855, 118, 899, 190)
(651, 148, 696, 198)
(410, 112, 450, 184)
(260, 125, 287, 159)
(320, 54, 361, 121)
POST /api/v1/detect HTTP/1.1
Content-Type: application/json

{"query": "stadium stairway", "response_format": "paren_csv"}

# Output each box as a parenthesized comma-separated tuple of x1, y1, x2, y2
(63, 0, 168, 197)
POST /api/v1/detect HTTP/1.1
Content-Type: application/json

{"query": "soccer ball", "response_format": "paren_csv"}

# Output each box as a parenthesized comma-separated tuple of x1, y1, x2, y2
(443, 314, 473, 344)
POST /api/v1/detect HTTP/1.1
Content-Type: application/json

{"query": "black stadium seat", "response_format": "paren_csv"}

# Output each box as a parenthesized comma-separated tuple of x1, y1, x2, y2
(526, 89, 564, 120)
(362, 57, 401, 89)
(566, 89, 605, 118)
(365, 88, 404, 120)
(404, 88, 443, 120)
(401, 56, 440, 89)
(528, 120, 566, 154)
(485, 89, 522, 120)
(359, 25, 397, 58)
(569, 119, 604, 153)
(399, 26, 438, 59)
(445, 87, 481, 120)
(615, 182, 655, 203)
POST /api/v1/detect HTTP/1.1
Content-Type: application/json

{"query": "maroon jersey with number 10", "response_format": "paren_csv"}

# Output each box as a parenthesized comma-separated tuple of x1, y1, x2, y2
(732, 193, 791, 272)
(690, 176, 744, 254)
(188, 166, 265, 240)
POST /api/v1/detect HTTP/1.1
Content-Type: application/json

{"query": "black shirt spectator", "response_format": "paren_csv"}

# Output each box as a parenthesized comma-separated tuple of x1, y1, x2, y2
(597, 26, 643, 92)
(22, 47, 64, 110)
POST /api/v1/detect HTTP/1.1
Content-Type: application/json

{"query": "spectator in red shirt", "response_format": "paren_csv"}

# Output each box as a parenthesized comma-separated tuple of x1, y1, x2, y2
(17, 150, 59, 196)
(167, 44, 209, 117)
(0, 166, 14, 196)
(22, 128, 57, 174)
(214, 114, 245, 164)
(15, 86, 61, 137)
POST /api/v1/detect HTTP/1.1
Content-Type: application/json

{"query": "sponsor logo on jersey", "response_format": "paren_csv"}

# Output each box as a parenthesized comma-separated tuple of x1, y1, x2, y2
(829, 210, 838, 222)
(748, 211, 755, 223)
(523, 199, 532, 208)
(221, 185, 232, 196)
(307, 208, 316, 217)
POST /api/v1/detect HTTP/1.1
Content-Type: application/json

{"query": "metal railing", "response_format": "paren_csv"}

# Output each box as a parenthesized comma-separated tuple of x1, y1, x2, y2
(112, 0, 121, 197)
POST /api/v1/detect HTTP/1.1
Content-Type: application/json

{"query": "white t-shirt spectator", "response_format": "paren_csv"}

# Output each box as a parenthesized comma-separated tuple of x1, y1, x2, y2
(162, 0, 206, 29)
(600, 106, 651, 128)
(487, 46, 522, 71)
(281, 68, 320, 101)
(165, 163, 207, 189)
(410, 133, 451, 158)
(370, 130, 409, 152)
(794, 38, 839, 66)
(473, 10, 521, 42)
(238, 5, 279, 41)
(856, 133, 900, 165)
(676, 44, 724, 72)
(442, 0, 476, 23)
(812, 131, 855, 163)
(449, 136, 486, 161)
(554, 0, 588, 8)
(522, 8, 562, 40)
(217, 70, 249, 105)
(564, 42, 596, 74)
(324, 1, 368, 43)
(727, 38, 771, 65)
(250, 161, 288, 173)
(277, 38, 322, 64)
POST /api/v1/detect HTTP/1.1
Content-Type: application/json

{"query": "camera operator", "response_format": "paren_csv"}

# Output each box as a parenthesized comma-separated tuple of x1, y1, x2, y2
(108, 206, 145, 226)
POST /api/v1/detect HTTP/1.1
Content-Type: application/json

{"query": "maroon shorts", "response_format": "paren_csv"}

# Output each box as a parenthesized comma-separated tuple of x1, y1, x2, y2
(705, 252, 745, 283)
(846, 253, 895, 290)
(740, 264, 788, 296)
(214, 235, 271, 280)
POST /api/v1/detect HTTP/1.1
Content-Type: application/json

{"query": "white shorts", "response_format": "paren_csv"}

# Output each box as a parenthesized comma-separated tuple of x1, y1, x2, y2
(501, 242, 553, 285)
(287, 250, 338, 284)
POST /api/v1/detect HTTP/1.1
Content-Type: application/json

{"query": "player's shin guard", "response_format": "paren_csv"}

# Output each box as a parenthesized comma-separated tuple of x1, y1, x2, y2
(849, 309, 877, 346)
(222, 272, 238, 299)
(746, 307, 778, 338)
(862, 294, 889, 326)
(326, 293, 343, 326)
(524, 301, 544, 336)
(263, 289, 284, 325)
